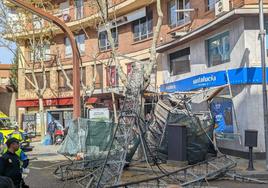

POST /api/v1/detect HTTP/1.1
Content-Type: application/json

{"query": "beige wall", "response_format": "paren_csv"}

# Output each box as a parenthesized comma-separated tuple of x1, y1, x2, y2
(0, 92, 17, 118)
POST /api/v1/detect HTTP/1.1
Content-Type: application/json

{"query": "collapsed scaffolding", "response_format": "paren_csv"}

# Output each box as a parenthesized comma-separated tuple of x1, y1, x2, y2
(55, 63, 267, 187)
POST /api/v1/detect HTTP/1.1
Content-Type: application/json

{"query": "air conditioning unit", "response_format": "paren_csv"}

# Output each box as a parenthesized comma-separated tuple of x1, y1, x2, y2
(171, 31, 188, 38)
(215, 0, 230, 17)
(63, 14, 71, 22)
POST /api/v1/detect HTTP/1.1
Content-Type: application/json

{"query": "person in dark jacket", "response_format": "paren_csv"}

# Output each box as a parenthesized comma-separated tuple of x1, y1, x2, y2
(0, 138, 22, 188)
(0, 176, 15, 188)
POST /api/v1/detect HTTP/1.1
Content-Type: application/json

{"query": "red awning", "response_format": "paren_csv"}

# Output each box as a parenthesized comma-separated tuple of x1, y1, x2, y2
(86, 97, 98, 104)
(16, 97, 100, 107)
(16, 97, 73, 107)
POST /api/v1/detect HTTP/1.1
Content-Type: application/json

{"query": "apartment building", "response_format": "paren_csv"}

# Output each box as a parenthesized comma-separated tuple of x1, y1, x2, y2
(10, 0, 268, 157)
(0, 64, 16, 118)
(13, 0, 166, 130)
(158, 0, 268, 158)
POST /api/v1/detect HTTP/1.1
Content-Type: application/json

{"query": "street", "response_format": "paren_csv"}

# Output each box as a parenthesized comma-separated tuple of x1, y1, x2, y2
(25, 160, 268, 188)
(23, 142, 268, 188)
(2, 0, 268, 187)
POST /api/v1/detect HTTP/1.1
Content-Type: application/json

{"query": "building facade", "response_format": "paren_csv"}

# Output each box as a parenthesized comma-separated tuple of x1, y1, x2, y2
(11, 0, 268, 157)
(0, 64, 16, 118)
(158, 0, 268, 158)
(14, 0, 167, 130)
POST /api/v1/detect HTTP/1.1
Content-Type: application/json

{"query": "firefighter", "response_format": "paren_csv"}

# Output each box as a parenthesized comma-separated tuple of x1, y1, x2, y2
(8, 127, 24, 142)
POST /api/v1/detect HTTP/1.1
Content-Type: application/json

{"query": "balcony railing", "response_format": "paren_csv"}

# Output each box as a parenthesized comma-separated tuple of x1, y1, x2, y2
(52, 0, 127, 23)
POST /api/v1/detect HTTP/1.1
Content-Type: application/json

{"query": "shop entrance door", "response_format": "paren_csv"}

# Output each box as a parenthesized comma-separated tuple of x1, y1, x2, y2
(51, 111, 64, 127)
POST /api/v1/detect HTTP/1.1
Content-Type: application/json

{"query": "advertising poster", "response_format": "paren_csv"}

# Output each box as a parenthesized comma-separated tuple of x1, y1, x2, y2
(210, 98, 234, 133)
(22, 114, 37, 136)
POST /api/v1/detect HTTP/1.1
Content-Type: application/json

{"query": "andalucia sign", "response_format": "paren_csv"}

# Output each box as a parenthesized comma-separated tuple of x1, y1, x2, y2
(160, 67, 265, 93)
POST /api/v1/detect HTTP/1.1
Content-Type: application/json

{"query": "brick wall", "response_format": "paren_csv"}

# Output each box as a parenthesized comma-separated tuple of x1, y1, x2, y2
(18, 0, 268, 100)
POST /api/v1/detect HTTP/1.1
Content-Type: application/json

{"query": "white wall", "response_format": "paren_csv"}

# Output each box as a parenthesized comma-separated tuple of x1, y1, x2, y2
(161, 17, 246, 83)
(160, 16, 267, 153)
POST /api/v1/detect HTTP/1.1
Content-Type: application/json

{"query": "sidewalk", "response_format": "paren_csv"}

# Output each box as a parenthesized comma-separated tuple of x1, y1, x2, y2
(230, 156, 268, 180)
(27, 141, 67, 161)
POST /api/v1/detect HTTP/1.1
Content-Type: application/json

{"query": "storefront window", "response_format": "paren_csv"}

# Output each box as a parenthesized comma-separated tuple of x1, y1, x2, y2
(169, 47, 190, 75)
(168, 0, 190, 28)
(207, 32, 230, 67)
(132, 9, 153, 41)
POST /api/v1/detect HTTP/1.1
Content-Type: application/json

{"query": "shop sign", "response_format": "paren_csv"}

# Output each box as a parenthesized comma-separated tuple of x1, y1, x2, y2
(160, 67, 266, 92)
(89, 108, 110, 121)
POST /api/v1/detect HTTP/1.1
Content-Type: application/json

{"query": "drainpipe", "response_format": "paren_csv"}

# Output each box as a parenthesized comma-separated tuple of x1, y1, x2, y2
(259, 0, 268, 170)
(7, 0, 81, 119)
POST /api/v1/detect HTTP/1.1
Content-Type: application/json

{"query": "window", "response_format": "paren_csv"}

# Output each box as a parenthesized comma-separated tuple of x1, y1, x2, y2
(0, 77, 9, 85)
(8, 8, 22, 32)
(58, 68, 86, 91)
(93, 64, 103, 89)
(65, 34, 85, 57)
(132, 10, 153, 41)
(168, 0, 190, 28)
(207, 0, 216, 11)
(59, 0, 70, 15)
(169, 47, 190, 75)
(265, 20, 268, 50)
(30, 42, 51, 62)
(33, 15, 43, 30)
(58, 69, 72, 91)
(25, 72, 50, 90)
(106, 66, 118, 87)
(75, 0, 84, 20)
(127, 63, 133, 75)
(207, 32, 230, 67)
(98, 28, 118, 51)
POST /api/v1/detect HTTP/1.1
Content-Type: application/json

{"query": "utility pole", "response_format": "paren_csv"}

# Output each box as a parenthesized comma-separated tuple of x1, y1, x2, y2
(259, 0, 268, 170)
(7, 0, 81, 119)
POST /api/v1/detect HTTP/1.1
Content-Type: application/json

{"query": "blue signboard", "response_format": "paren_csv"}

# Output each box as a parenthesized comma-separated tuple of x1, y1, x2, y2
(160, 67, 266, 92)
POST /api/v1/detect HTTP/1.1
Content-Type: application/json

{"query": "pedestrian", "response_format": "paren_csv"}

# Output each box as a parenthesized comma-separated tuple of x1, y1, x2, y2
(0, 138, 24, 188)
(47, 120, 56, 144)
(0, 176, 15, 188)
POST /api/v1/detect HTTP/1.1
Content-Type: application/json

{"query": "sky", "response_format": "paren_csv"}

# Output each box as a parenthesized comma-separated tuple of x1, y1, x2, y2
(0, 46, 15, 64)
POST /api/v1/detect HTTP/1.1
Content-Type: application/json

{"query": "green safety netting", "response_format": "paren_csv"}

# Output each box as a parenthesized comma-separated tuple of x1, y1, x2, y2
(58, 119, 115, 160)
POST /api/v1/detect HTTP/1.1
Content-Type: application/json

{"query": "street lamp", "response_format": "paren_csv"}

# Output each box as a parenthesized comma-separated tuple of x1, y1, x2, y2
(6, 0, 81, 119)
(259, 0, 268, 170)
